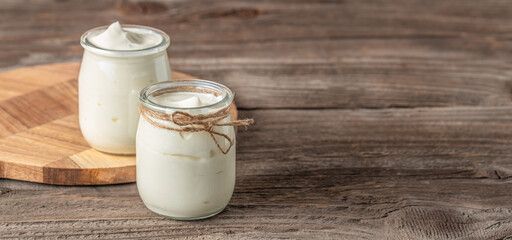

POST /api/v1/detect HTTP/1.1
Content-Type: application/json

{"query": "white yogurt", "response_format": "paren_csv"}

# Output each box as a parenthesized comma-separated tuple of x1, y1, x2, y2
(79, 22, 171, 154)
(152, 92, 222, 108)
(136, 81, 236, 219)
(88, 21, 162, 50)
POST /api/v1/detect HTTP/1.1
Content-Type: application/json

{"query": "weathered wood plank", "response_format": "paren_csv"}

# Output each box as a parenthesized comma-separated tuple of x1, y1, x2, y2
(2, 0, 512, 109)
(2, 0, 512, 239)
(1, 107, 512, 239)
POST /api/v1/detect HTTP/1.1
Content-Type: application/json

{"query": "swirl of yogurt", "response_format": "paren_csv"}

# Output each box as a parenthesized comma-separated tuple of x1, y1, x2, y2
(88, 21, 162, 51)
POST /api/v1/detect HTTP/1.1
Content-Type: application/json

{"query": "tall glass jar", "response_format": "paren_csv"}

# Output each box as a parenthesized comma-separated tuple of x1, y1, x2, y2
(137, 80, 236, 220)
(78, 24, 171, 155)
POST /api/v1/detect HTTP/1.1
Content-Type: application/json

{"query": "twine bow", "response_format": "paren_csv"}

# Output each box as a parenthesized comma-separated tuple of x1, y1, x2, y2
(139, 104, 254, 154)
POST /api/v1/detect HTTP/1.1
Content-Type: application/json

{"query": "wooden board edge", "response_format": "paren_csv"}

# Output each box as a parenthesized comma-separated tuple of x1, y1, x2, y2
(42, 161, 136, 185)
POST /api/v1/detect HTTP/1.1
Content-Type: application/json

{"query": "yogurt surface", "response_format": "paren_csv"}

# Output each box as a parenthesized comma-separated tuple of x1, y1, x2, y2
(151, 92, 223, 108)
(88, 21, 162, 50)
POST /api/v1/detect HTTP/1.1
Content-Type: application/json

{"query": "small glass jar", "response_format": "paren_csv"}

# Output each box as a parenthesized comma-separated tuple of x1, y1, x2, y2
(137, 80, 236, 220)
(78, 24, 171, 155)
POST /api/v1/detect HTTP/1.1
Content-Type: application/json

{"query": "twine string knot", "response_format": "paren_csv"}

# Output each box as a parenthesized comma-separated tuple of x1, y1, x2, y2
(140, 104, 254, 154)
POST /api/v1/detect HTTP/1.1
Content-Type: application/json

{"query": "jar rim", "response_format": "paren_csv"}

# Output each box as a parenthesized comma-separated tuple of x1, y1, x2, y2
(139, 80, 234, 113)
(80, 24, 170, 57)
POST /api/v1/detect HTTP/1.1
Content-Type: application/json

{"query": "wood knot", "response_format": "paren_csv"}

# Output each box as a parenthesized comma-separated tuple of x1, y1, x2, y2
(476, 166, 512, 180)
(385, 207, 476, 239)
(201, 8, 262, 19)
(0, 188, 11, 196)
(118, 1, 168, 15)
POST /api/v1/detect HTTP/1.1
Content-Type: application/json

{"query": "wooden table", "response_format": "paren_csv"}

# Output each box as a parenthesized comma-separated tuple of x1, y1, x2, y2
(1, 0, 512, 239)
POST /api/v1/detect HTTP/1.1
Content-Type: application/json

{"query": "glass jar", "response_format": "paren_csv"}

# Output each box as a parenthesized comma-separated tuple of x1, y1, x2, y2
(137, 80, 236, 220)
(78, 24, 171, 155)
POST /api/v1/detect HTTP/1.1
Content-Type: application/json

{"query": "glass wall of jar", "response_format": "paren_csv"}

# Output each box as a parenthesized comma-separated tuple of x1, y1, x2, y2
(79, 24, 171, 155)
(137, 80, 236, 220)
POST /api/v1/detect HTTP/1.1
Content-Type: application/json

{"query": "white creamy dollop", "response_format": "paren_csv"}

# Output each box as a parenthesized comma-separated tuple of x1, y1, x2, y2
(152, 92, 222, 108)
(88, 21, 162, 50)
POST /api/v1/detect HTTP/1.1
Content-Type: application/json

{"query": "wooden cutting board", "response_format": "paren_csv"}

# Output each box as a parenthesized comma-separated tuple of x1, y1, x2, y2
(0, 62, 237, 185)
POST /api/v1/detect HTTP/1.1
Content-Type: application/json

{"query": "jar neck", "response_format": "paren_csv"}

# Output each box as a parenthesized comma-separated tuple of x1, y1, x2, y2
(139, 80, 234, 115)
(83, 48, 168, 61)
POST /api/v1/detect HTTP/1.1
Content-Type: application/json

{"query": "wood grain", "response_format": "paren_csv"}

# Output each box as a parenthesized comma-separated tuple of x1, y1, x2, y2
(0, 63, 237, 185)
(2, 0, 512, 109)
(2, 107, 512, 239)
(1, 0, 512, 239)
